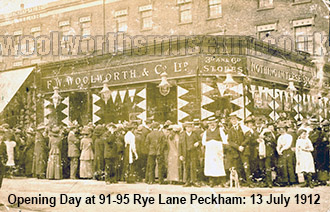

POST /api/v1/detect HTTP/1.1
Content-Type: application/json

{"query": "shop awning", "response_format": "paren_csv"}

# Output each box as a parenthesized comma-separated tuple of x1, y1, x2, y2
(0, 67, 35, 113)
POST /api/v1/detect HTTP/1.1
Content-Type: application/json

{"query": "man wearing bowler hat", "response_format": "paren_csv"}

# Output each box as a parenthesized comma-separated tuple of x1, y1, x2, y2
(227, 114, 252, 186)
(179, 121, 201, 187)
(145, 122, 166, 184)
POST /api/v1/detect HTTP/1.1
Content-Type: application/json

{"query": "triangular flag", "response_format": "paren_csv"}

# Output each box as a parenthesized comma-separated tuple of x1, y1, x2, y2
(119, 90, 126, 103)
(111, 90, 118, 103)
(137, 111, 147, 121)
(294, 105, 299, 113)
(44, 117, 49, 125)
(44, 99, 51, 107)
(62, 97, 69, 105)
(201, 108, 214, 120)
(44, 108, 52, 116)
(62, 106, 69, 116)
(137, 100, 147, 110)
(216, 83, 227, 97)
(178, 110, 189, 121)
(264, 87, 269, 101)
(201, 83, 214, 94)
(278, 90, 283, 102)
(268, 101, 275, 110)
(251, 85, 256, 93)
(230, 108, 245, 120)
(231, 96, 244, 107)
(93, 104, 100, 114)
(93, 114, 101, 124)
(62, 117, 70, 126)
(178, 98, 189, 109)
(269, 112, 280, 121)
(92, 94, 100, 104)
(229, 84, 244, 95)
(137, 88, 146, 99)
(177, 86, 189, 97)
(245, 97, 251, 106)
(128, 89, 136, 102)
(294, 114, 303, 121)
(274, 89, 279, 99)
(258, 86, 264, 97)
(201, 95, 214, 106)
(245, 109, 252, 118)
(267, 88, 274, 99)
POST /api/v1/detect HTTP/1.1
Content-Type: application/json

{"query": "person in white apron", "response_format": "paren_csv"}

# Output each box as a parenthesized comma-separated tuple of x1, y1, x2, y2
(202, 117, 227, 187)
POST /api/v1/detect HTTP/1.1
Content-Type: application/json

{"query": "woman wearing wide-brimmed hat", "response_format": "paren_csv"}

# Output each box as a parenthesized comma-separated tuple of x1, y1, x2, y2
(32, 123, 48, 179)
(93, 125, 105, 180)
(79, 126, 94, 179)
(46, 126, 63, 180)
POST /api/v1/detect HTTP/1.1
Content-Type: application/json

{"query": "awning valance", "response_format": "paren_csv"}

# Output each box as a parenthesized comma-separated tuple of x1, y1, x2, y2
(0, 67, 35, 113)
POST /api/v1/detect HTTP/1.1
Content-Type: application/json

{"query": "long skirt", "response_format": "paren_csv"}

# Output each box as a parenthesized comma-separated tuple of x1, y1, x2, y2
(80, 160, 93, 179)
(46, 155, 62, 180)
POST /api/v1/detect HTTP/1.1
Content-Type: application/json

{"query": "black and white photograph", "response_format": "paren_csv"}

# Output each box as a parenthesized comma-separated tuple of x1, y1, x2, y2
(0, 0, 330, 211)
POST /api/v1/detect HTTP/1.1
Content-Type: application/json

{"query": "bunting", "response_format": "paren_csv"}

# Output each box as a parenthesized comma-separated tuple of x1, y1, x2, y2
(216, 83, 226, 97)
(111, 90, 118, 103)
(119, 90, 127, 103)
(136, 88, 147, 121)
(61, 97, 70, 126)
(128, 89, 136, 102)
(201, 83, 214, 94)
(92, 94, 101, 125)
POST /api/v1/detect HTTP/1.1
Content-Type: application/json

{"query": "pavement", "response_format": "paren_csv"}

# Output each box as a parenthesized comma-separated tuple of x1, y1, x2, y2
(0, 177, 329, 212)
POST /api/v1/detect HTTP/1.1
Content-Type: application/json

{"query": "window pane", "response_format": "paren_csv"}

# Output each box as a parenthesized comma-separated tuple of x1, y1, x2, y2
(259, 0, 273, 8)
(142, 16, 153, 29)
(180, 10, 192, 23)
(209, 4, 221, 17)
(209, 0, 221, 5)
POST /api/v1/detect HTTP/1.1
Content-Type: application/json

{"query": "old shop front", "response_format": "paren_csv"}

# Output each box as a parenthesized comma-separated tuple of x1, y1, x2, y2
(36, 47, 322, 127)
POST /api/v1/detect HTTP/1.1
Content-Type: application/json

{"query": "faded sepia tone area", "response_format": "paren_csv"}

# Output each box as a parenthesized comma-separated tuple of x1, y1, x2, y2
(0, 0, 330, 211)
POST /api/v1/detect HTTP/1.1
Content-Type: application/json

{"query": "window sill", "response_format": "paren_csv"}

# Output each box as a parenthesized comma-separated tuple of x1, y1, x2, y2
(257, 7, 275, 12)
(178, 21, 193, 26)
(140, 28, 153, 32)
(206, 16, 222, 21)
(291, 0, 311, 6)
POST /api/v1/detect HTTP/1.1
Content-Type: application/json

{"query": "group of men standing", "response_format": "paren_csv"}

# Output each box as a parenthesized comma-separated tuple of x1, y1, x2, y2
(0, 112, 329, 188)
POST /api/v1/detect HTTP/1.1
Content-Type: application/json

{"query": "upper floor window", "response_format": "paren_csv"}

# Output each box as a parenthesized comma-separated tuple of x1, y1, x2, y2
(256, 23, 277, 39)
(139, 5, 153, 30)
(31, 26, 41, 37)
(59, 20, 71, 41)
(115, 9, 128, 32)
(259, 0, 273, 8)
(178, 0, 192, 24)
(79, 16, 91, 37)
(208, 0, 221, 18)
(293, 18, 314, 54)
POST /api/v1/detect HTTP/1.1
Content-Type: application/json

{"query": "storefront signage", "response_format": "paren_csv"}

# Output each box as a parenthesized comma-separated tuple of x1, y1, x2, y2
(42, 56, 198, 92)
(200, 56, 246, 74)
(247, 57, 313, 86)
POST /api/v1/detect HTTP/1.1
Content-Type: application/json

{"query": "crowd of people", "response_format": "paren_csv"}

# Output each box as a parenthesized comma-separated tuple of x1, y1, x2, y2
(0, 112, 329, 189)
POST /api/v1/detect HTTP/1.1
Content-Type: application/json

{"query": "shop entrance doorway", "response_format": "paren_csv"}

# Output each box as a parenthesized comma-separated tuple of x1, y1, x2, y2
(147, 84, 177, 124)
(69, 92, 89, 125)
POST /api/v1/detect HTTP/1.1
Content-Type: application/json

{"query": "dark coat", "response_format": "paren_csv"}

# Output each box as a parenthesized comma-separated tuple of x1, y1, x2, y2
(67, 131, 80, 158)
(179, 131, 200, 158)
(103, 131, 117, 159)
(227, 125, 245, 159)
(145, 130, 166, 156)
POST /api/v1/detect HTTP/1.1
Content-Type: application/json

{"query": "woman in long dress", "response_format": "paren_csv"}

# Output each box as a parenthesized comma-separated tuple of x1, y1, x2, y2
(4, 133, 16, 177)
(295, 129, 315, 188)
(33, 124, 48, 179)
(46, 126, 62, 180)
(80, 126, 94, 179)
(167, 125, 181, 184)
